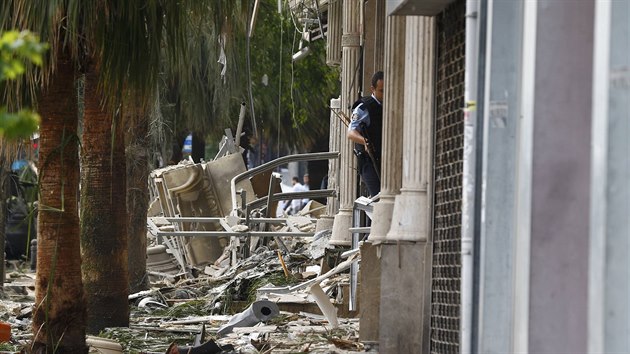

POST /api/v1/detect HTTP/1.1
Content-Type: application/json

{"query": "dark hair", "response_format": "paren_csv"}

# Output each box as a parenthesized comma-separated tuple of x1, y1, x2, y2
(292, 176, 299, 182)
(371, 71, 384, 88)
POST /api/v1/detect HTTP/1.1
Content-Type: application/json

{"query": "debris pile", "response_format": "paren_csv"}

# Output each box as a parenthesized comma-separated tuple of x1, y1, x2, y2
(0, 147, 372, 353)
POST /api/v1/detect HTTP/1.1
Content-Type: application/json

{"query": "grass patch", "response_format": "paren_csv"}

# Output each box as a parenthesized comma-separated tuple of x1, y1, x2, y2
(245, 271, 301, 305)
(151, 300, 212, 318)
(0, 342, 19, 351)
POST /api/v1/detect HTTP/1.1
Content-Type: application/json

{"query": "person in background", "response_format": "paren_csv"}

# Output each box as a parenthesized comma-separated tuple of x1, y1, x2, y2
(182, 133, 193, 160)
(302, 174, 310, 190)
(301, 174, 310, 206)
(286, 176, 307, 215)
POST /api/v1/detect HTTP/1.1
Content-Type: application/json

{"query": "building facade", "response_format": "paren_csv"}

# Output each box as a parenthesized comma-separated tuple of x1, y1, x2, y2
(295, 0, 629, 352)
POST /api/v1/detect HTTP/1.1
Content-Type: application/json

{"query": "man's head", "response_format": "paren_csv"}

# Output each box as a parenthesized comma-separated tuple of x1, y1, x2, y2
(303, 174, 310, 185)
(291, 176, 299, 185)
(371, 71, 384, 103)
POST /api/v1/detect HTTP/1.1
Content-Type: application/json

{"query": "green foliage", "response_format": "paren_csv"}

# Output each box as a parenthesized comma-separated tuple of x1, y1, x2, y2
(0, 30, 47, 139)
(0, 31, 46, 80)
(160, 1, 339, 152)
(0, 108, 40, 139)
(249, 2, 340, 150)
(0, 342, 19, 351)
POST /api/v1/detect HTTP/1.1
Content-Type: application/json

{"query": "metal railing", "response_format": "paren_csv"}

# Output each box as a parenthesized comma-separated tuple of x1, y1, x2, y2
(230, 151, 340, 216)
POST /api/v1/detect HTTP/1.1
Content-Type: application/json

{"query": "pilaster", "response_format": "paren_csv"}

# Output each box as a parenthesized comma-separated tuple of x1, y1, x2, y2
(369, 16, 406, 242)
(386, 17, 435, 242)
(330, 0, 362, 246)
(373, 0, 386, 72)
(316, 97, 341, 232)
(326, 0, 342, 66)
(362, 0, 386, 93)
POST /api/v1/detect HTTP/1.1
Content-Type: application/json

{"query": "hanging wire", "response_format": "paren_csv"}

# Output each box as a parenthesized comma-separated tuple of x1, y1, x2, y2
(277, 9, 284, 158)
(290, 28, 297, 127)
(246, 0, 258, 137)
(287, 1, 305, 34)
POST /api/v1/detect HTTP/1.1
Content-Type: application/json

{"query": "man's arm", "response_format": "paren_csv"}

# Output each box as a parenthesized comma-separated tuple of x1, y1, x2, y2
(347, 103, 370, 145)
(347, 128, 367, 145)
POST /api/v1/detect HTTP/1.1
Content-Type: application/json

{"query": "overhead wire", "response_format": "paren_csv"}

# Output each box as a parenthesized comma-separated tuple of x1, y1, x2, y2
(290, 28, 297, 127)
(277, 5, 284, 157)
(246, 0, 258, 137)
(287, 1, 305, 34)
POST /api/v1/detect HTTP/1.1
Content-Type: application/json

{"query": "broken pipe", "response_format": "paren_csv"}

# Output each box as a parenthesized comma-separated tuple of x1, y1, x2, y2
(217, 300, 280, 336)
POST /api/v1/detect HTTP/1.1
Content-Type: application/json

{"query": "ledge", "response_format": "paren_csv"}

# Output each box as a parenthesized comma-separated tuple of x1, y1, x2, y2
(387, 0, 455, 16)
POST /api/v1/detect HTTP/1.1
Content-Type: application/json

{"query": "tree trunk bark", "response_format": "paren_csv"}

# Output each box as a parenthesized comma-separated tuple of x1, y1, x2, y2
(124, 96, 149, 294)
(33, 52, 87, 353)
(81, 62, 129, 334)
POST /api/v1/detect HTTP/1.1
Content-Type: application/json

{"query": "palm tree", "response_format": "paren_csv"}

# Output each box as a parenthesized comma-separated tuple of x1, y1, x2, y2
(2, 1, 338, 348)
(0, 1, 87, 350)
(75, 0, 193, 332)
(34, 47, 86, 353)
(79, 60, 130, 333)
(1, 0, 160, 342)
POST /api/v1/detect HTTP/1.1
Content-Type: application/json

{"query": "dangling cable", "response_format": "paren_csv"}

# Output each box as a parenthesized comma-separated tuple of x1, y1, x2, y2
(290, 28, 297, 127)
(246, 0, 258, 137)
(277, 10, 284, 158)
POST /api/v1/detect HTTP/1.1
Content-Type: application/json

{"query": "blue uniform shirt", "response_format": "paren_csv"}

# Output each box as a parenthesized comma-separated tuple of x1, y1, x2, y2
(348, 94, 382, 132)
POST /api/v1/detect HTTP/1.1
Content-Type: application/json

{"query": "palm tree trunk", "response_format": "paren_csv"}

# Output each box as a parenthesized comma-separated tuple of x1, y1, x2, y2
(81, 62, 129, 334)
(124, 96, 149, 293)
(33, 52, 87, 353)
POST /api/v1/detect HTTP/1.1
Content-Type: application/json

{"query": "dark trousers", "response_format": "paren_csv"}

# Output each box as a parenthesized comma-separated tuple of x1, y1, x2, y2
(360, 158, 380, 197)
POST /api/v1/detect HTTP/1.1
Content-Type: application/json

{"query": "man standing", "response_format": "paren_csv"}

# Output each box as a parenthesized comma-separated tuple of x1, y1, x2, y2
(301, 174, 310, 206)
(302, 173, 310, 190)
(347, 71, 384, 197)
(287, 176, 308, 215)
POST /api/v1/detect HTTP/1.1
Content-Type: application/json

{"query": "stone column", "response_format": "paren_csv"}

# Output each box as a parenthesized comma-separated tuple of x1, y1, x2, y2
(369, 16, 406, 242)
(363, 0, 377, 92)
(316, 97, 341, 231)
(357, 15, 405, 343)
(330, 0, 362, 246)
(373, 0, 386, 71)
(362, 0, 386, 93)
(327, 98, 341, 216)
(386, 17, 435, 242)
(326, 0, 342, 66)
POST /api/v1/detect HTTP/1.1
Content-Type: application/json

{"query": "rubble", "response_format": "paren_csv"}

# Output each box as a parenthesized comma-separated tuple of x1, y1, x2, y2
(1, 239, 368, 353)
(0, 148, 375, 353)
